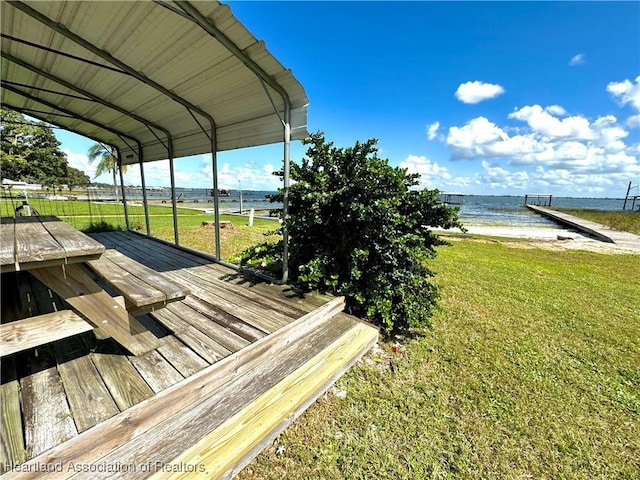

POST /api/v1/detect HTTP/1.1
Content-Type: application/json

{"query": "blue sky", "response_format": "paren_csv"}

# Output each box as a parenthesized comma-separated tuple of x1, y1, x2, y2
(59, 1, 640, 197)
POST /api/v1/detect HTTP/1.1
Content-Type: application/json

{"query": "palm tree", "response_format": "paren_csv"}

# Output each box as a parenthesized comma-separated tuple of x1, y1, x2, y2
(87, 143, 127, 201)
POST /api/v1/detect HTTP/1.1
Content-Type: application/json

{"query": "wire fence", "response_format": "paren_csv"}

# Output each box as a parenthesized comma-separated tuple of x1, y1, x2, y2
(0, 187, 127, 231)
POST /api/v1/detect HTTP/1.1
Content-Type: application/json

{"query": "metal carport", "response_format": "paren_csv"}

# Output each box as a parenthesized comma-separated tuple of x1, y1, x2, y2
(1, 0, 309, 282)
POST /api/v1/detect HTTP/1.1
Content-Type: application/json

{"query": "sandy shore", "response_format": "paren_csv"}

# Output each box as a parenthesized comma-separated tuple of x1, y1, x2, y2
(438, 224, 640, 254)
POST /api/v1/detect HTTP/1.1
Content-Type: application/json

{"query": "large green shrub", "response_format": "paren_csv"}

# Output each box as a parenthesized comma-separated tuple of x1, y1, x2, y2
(236, 133, 463, 331)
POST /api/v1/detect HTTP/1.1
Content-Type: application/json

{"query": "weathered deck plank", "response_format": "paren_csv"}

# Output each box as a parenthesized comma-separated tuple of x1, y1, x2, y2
(98, 232, 331, 327)
(96, 249, 186, 302)
(180, 292, 266, 343)
(19, 348, 78, 458)
(87, 254, 166, 308)
(0, 218, 15, 272)
(90, 341, 155, 411)
(87, 249, 188, 317)
(0, 356, 26, 473)
(52, 337, 120, 433)
(156, 336, 208, 378)
(129, 350, 184, 394)
(3, 231, 379, 480)
(90, 231, 320, 317)
(175, 297, 256, 349)
(185, 263, 309, 317)
(108, 238, 291, 333)
(152, 307, 231, 363)
(72, 304, 357, 479)
(13, 218, 62, 266)
(177, 274, 290, 333)
(39, 216, 104, 260)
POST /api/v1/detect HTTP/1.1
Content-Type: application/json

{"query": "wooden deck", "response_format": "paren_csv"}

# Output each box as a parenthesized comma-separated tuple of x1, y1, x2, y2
(0, 231, 379, 479)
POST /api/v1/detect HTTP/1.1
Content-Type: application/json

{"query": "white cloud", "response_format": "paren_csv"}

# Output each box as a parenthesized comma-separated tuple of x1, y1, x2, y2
(426, 121, 440, 140)
(447, 117, 508, 149)
(544, 105, 567, 116)
(477, 160, 529, 190)
(470, 162, 637, 196)
(117, 160, 172, 187)
(530, 165, 635, 195)
(218, 161, 281, 191)
(446, 117, 540, 160)
(607, 76, 640, 111)
(590, 115, 628, 151)
(454, 81, 505, 104)
(439, 105, 639, 195)
(627, 114, 640, 128)
(508, 105, 592, 139)
(569, 53, 586, 66)
(60, 147, 285, 191)
(64, 150, 94, 178)
(399, 154, 452, 189)
(263, 163, 276, 176)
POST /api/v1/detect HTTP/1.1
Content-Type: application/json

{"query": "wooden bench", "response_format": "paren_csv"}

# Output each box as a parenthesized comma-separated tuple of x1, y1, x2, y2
(0, 310, 93, 357)
(87, 249, 189, 316)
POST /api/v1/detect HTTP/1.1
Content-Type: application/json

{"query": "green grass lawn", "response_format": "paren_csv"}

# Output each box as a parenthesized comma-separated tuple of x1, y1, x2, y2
(147, 213, 278, 260)
(0, 199, 278, 260)
(239, 239, 640, 479)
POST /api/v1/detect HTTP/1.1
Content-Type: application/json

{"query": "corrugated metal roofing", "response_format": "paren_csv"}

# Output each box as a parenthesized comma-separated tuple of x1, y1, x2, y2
(1, 0, 309, 165)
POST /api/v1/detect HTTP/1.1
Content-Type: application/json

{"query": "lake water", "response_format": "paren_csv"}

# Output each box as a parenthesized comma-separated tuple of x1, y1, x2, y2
(456, 195, 627, 227)
(124, 188, 629, 227)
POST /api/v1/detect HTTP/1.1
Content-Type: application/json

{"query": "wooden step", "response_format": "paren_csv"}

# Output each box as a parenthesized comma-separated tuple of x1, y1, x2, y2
(1, 297, 360, 479)
(156, 319, 379, 480)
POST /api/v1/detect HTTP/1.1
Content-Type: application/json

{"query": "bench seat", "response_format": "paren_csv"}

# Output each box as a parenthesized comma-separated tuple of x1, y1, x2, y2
(0, 310, 93, 357)
(87, 249, 189, 316)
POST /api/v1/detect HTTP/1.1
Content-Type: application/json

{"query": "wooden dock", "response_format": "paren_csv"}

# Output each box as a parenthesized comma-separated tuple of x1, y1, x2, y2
(526, 205, 640, 250)
(0, 231, 379, 479)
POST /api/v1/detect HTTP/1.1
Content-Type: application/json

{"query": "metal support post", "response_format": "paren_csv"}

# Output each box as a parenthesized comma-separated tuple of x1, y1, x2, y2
(281, 107, 291, 283)
(139, 155, 151, 235)
(168, 138, 179, 245)
(211, 148, 221, 260)
(117, 148, 130, 231)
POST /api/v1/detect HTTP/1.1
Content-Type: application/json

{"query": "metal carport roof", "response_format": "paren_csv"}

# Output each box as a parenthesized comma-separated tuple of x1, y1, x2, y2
(0, 0, 309, 165)
(1, 0, 308, 281)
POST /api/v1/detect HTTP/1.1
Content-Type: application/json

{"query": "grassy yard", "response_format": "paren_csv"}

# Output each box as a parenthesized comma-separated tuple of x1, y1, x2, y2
(238, 239, 640, 479)
(148, 214, 278, 260)
(0, 199, 278, 260)
(554, 207, 640, 235)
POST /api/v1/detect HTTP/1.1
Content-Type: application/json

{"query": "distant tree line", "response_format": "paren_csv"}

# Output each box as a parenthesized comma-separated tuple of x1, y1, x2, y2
(0, 108, 90, 189)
